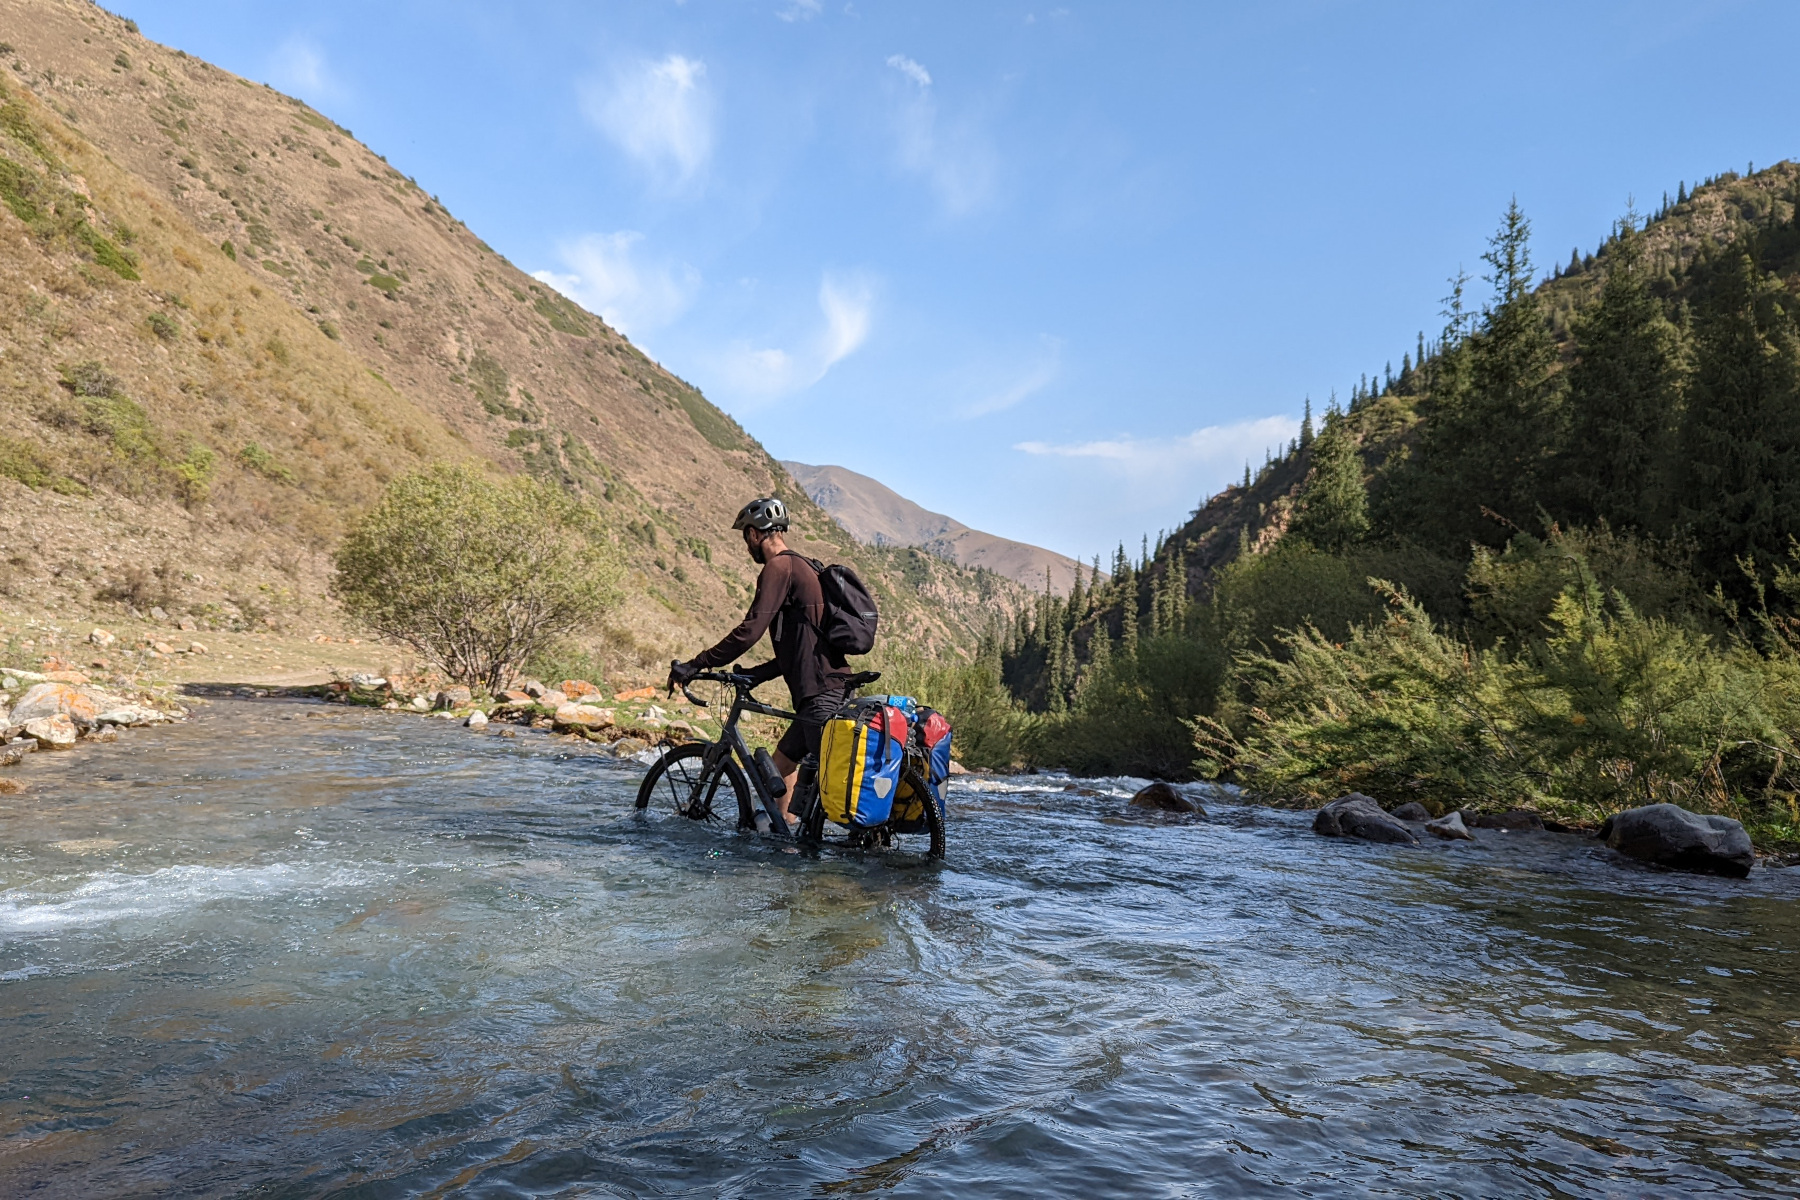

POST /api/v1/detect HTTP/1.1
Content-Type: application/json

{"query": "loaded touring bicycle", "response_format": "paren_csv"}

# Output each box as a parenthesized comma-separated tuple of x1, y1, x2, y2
(635, 666, 949, 858)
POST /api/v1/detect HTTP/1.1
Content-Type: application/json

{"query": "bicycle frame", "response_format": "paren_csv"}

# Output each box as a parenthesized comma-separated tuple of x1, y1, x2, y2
(678, 673, 794, 823)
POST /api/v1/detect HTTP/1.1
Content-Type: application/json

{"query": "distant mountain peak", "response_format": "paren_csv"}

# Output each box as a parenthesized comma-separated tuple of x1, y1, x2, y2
(782, 462, 1099, 595)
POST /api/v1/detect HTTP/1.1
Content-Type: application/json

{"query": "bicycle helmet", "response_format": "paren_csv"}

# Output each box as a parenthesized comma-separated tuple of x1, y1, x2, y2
(732, 497, 789, 532)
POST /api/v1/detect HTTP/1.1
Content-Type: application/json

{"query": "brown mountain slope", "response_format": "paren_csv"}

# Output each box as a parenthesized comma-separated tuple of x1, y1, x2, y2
(782, 461, 1095, 595)
(0, 0, 1023, 670)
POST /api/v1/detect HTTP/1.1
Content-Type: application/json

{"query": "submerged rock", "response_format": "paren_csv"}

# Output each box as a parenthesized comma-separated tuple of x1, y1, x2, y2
(1598, 803, 1753, 879)
(1466, 809, 1545, 832)
(1313, 793, 1418, 844)
(1130, 781, 1202, 813)
(1389, 801, 1433, 822)
(1425, 811, 1475, 841)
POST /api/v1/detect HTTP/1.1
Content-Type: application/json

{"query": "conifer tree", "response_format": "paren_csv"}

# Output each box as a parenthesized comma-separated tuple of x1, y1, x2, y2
(1120, 579, 1139, 659)
(1374, 201, 1562, 552)
(1085, 612, 1111, 679)
(1288, 414, 1370, 551)
(1680, 250, 1800, 596)
(1300, 397, 1314, 448)
(1555, 216, 1683, 530)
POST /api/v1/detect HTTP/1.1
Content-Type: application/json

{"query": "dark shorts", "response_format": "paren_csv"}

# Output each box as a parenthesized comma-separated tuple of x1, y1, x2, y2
(775, 688, 849, 764)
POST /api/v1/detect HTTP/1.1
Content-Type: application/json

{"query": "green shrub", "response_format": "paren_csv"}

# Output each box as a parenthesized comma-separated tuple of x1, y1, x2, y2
(76, 221, 139, 279)
(1050, 631, 1230, 778)
(871, 643, 1037, 770)
(0, 437, 85, 494)
(237, 441, 294, 482)
(146, 311, 178, 341)
(172, 444, 216, 505)
(331, 463, 625, 691)
(1203, 574, 1800, 825)
(220, 239, 236, 260)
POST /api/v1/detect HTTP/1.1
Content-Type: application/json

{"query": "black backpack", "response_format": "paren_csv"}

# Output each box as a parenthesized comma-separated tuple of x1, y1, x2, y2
(779, 552, 879, 656)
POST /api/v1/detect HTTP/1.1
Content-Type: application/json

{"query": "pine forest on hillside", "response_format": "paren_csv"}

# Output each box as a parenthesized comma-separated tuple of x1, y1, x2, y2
(883, 162, 1800, 851)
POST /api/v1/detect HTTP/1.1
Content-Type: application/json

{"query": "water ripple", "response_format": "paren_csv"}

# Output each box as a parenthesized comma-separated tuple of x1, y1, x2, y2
(1, 698, 1798, 1196)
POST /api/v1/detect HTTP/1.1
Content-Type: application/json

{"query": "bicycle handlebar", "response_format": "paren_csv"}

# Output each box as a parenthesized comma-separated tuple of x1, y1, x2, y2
(667, 660, 881, 713)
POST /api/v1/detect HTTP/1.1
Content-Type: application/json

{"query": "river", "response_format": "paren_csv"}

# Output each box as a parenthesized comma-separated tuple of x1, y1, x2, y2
(2, 698, 1798, 1196)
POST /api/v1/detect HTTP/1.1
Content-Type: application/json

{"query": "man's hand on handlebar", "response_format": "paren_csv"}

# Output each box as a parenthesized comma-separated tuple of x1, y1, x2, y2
(667, 659, 700, 695)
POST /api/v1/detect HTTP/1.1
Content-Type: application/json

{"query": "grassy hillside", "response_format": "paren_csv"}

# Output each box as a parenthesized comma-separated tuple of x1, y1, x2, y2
(0, 0, 1025, 677)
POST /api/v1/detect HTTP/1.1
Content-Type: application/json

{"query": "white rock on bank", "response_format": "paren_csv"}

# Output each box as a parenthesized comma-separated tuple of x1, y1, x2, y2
(88, 628, 116, 648)
(465, 710, 488, 729)
(96, 705, 173, 727)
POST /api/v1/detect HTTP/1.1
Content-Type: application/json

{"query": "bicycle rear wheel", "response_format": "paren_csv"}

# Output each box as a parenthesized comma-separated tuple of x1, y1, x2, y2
(903, 765, 946, 859)
(635, 742, 754, 829)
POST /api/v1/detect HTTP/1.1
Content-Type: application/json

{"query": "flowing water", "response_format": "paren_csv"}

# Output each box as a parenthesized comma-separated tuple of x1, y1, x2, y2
(3, 698, 1800, 1197)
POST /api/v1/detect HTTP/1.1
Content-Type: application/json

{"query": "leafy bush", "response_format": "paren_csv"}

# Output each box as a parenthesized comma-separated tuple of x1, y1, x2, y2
(172, 444, 216, 505)
(331, 463, 625, 692)
(1202, 574, 1800, 824)
(146, 311, 178, 341)
(238, 442, 293, 483)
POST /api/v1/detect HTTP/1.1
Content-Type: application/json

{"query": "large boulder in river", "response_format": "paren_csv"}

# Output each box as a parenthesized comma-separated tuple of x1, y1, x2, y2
(553, 703, 614, 732)
(10, 682, 101, 729)
(1598, 803, 1753, 878)
(1425, 811, 1475, 841)
(1389, 801, 1433, 822)
(1313, 793, 1419, 844)
(1130, 781, 1202, 814)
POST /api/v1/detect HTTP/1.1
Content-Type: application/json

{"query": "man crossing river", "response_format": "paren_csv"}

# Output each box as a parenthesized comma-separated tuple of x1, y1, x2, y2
(667, 497, 852, 831)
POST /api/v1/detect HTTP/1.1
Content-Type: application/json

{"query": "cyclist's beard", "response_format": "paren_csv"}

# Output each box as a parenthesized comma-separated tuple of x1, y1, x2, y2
(747, 539, 766, 564)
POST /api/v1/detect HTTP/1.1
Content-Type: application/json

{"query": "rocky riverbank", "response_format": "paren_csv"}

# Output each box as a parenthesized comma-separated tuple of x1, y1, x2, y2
(290, 673, 721, 761)
(0, 667, 189, 788)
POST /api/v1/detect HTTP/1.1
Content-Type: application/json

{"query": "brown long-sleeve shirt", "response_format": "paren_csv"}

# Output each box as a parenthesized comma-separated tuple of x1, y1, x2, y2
(691, 551, 850, 701)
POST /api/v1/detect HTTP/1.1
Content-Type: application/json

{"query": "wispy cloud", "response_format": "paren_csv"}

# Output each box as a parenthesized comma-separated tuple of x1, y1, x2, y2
(721, 272, 875, 399)
(961, 336, 1061, 418)
(779, 0, 823, 21)
(581, 54, 713, 188)
(1017, 415, 1301, 508)
(886, 53, 997, 216)
(267, 35, 344, 102)
(532, 232, 700, 339)
(886, 53, 931, 87)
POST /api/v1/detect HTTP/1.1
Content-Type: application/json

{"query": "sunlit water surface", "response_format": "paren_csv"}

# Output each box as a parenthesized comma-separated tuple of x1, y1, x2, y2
(3, 699, 1800, 1196)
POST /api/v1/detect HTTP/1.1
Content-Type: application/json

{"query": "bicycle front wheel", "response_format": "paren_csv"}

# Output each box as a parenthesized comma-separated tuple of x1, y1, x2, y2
(636, 742, 754, 829)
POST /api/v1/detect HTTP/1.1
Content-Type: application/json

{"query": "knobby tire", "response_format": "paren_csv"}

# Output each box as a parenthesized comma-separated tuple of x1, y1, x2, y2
(635, 742, 753, 830)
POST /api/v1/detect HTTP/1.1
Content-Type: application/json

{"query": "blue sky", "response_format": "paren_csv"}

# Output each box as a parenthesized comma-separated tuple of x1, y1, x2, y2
(125, 1, 1800, 563)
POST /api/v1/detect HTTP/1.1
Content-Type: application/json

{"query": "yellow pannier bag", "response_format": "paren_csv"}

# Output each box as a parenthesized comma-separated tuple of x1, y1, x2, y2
(818, 698, 909, 827)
